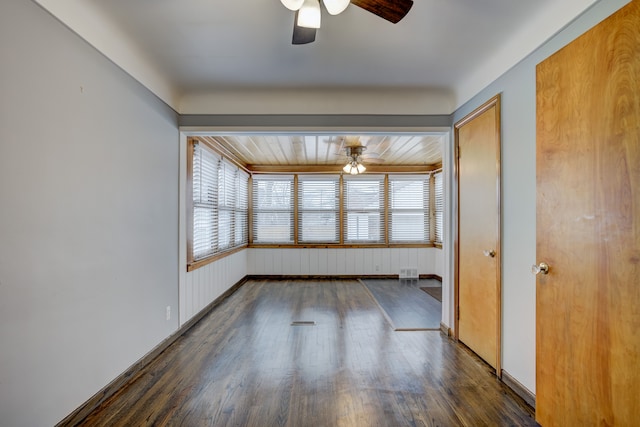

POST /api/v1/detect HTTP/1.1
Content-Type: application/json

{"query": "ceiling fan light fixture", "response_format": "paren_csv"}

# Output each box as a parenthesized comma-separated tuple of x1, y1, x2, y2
(298, 0, 322, 28)
(343, 160, 366, 175)
(281, 0, 305, 11)
(322, 0, 350, 15)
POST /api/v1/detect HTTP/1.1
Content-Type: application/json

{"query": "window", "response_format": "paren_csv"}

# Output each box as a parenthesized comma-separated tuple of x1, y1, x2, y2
(235, 171, 249, 246)
(433, 171, 444, 244)
(190, 141, 249, 265)
(252, 176, 294, 243)
(249, 171, 441, 247)
(298, 176, 339, 243)
(217, 161, 249, 250)
(388, 176, 430, 243)
(343, 176, 384, 243)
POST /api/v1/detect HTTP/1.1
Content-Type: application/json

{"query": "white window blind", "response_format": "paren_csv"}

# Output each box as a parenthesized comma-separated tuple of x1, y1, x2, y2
(235, 170, 249, 246)
(252, 176, 294, 243)
(191, 142, 248, 262)
(388, 175, 429, 243)
(434, 171, 444, 244)
(298, 176, 339, 243)
(217, 160, 235, 250)
(343, 176, 384, 243)
(192, 143, 219, 260)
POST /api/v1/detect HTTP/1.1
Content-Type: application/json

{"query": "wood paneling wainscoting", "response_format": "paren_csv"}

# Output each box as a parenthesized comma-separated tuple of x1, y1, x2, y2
(182, 249, 248, 324)
(248, 247, 443, 277)
(60, 279, 536, 426)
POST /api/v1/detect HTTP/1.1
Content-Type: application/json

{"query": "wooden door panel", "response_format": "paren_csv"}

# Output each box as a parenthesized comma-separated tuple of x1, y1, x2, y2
(536, 1, 640, 425)
(456, 96, 501, 370)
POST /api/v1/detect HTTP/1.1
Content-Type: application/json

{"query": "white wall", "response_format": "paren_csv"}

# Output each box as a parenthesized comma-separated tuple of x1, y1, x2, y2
(248, 247, 441, 277)
(181, 251, 248, 324)
(0, 1, 179, 426)
(451, 0, 630, 395)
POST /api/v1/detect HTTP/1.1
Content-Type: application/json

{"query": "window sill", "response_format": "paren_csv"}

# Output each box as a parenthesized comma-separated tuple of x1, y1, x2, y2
(248, 243, 436, 249)
(187, 245, 248, 272)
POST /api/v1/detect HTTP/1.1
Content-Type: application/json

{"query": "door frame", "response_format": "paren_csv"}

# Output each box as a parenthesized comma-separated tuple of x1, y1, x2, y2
(453, 94, 502, 375)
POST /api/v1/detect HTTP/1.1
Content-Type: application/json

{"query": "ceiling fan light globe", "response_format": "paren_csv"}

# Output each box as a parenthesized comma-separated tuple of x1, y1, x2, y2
(343, 163, 353, 174)
(298, 0, 322, 28)
(322, 0, 350, 15)
(281, 0, 304, 11)
(356, 163, 366, 173)
(349, 167, 359, 175)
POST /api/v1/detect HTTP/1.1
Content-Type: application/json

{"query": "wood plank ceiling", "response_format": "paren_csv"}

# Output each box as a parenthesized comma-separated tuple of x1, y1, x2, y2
(194, 134, 444, 173)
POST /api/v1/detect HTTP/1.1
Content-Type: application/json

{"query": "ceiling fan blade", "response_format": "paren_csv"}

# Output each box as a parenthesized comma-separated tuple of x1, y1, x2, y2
(351, 0, 413, 24)
(292, 11, 316, 44)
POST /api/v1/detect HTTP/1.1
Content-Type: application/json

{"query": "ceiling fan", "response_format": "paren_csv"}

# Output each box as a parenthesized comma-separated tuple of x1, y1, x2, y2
(280, 0, 414, 45)
(328, 136, 384, 174)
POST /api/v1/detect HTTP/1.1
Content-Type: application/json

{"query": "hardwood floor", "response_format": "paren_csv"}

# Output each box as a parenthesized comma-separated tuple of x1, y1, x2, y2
(361, 278, 442, 330)
(74, 279, 536, 426)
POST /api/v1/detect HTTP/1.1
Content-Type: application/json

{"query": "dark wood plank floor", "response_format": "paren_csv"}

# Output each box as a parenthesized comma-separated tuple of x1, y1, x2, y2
(75, 279, 537, 426)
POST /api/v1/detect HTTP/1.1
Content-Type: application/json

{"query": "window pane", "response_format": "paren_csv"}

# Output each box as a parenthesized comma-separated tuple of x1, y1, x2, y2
(390, 212, 426, 241)
(235, 171, 249, 245)
(252, 176, 294, 243)
(298, 177, 339, 243)
(218, 209, 232, 249)
(192, 144, 219, 261)
(344, 177, 384, 243)
(254, 212, 293, 243)
(346, 212, 381, 241)
(434, 171, 444, 244)
(193, 146, 218, 206)
(300, 212, 338, 242)
(299, 180, 337, 209)
(193, 205, 216, 260)
(389, 176, 429, 243)
(255, 180, 292, 209)
(190, 142, 249, 263)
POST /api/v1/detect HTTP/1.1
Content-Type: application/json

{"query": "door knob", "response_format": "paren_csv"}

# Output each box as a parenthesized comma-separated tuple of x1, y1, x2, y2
(532, 262, 550, 275)
(483, 249, 496, 258)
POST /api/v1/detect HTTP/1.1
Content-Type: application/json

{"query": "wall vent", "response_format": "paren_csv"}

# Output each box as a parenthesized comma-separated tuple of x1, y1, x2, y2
(291, 321, 316, 326)
(399, 268, 418, 282)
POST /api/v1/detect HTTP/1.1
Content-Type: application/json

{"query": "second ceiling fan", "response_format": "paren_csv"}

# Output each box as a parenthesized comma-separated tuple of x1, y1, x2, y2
(281, 0, 414, 44)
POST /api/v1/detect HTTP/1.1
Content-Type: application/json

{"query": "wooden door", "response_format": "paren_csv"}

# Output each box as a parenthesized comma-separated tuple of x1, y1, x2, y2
(455, 95, 501, 371)
(536, 1, 640, 425)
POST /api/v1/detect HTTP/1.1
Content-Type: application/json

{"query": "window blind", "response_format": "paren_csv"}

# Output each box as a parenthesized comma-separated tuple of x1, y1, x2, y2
(235, 170, 249, 246)
(252, 176, 294, 243)
(343, 175, 384, 243)
(191, 142, 249, 262)
(217, 160, 236, 250)
(298, 176, 339, 243)
(192, 143, 219, 260)
(434, 171, 444, 244)
(388, 175, 429, 243)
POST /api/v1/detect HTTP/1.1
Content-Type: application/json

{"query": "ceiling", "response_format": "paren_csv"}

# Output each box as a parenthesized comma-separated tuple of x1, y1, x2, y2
(89, 0, 539, 90)
(35, 0, 598, 113)
(196, 133, 445, 171)
(34, 0, 598, 168)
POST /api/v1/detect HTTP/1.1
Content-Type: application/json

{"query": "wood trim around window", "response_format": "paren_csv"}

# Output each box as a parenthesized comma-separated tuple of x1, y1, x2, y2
(248, 243, 435, 249)
(384, 174, 390, 245)
(249, 172, 438, 248)
(188, 145, 442, 271)
(187, 245, 248, 272)
(186, 138, 251, 272)
(186, 139, 195, 267)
